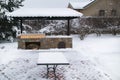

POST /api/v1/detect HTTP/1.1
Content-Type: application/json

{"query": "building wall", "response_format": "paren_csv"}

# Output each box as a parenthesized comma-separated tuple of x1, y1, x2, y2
(70, 0, 120, 16)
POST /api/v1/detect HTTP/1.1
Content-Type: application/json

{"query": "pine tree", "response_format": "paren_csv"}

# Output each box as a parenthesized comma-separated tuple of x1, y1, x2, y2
(0, 0, 24, 40)
(0, 0, 24, 13)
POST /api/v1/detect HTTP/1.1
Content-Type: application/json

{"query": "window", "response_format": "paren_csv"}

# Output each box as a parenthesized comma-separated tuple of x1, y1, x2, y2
(111, 9, 116, 16)
(99, 10, 105, 16)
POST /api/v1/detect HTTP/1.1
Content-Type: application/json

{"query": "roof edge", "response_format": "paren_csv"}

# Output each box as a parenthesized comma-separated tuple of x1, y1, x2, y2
(82, 0, 97, 9)
(69, 0, 97, 10)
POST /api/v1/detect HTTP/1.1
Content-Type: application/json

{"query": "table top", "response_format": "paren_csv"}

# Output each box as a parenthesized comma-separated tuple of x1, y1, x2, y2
(37, 52, 69, 65)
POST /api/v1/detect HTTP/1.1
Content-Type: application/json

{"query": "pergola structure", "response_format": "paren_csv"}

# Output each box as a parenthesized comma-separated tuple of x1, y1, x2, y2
(7, 8, 83, 35)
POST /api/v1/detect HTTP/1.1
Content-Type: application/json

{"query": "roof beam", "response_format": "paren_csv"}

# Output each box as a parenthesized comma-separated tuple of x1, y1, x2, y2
(13, 16, 79, 20)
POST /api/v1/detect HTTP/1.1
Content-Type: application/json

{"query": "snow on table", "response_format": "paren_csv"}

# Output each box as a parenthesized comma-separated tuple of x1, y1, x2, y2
(37, 52, 69, 65)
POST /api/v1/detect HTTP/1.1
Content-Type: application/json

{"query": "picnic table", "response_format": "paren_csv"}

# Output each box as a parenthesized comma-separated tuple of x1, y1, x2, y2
(37, 52, 69, 80)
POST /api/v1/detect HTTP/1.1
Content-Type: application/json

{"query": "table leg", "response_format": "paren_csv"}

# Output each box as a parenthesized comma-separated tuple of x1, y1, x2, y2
(46, 65, 58, 80)
(53, 65, 57, 80)
(46, 65, 49, 78)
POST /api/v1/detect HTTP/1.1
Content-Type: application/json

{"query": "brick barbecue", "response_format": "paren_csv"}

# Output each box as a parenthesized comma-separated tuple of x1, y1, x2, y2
(18, 34, 72, 49)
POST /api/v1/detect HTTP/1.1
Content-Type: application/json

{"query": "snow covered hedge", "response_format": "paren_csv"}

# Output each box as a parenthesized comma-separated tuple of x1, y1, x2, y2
(77, 17, 120, 40)
(1, 16, 120, 41)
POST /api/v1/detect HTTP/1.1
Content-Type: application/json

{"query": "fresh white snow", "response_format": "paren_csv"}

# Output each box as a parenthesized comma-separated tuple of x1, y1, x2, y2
(0, 34, 120, 80)
(37, 52, 69, 64)
(69, 0, 95, 9)
(7, 8, 83, 17)
(46, 35, 72, 38)
(22, 0, 91, 8)
(73, 34, 120, 80)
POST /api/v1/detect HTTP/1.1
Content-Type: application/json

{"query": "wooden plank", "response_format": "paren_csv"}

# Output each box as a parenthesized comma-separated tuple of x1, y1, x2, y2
(20, 34, 45, 39)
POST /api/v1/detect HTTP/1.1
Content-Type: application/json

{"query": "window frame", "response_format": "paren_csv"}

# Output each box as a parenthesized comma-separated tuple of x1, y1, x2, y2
(111, 9, 117, 16)
(99, 10, 105, 16)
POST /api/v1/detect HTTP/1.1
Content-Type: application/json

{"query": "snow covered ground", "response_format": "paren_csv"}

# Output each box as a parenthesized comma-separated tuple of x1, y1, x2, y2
(0, 34, 120, 80)
(73, 34, 120, 80)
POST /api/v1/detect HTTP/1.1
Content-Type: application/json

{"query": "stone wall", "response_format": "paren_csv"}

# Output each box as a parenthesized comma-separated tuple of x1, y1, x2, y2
(18, 36, 72, 49)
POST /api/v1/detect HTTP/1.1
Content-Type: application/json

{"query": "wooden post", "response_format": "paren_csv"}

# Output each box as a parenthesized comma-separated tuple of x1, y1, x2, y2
(20, 19, 23, 33)
(67, 19, 70, 35)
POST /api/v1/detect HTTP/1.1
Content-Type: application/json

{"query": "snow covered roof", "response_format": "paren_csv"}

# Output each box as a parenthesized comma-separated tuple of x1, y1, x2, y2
(69, 0, 95, 9)
(7, 8, 83, 18)
(22, 0, 68, 8)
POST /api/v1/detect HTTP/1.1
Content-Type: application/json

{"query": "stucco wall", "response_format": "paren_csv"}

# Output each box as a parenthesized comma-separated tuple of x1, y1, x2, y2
(70, 0, 120, 16)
